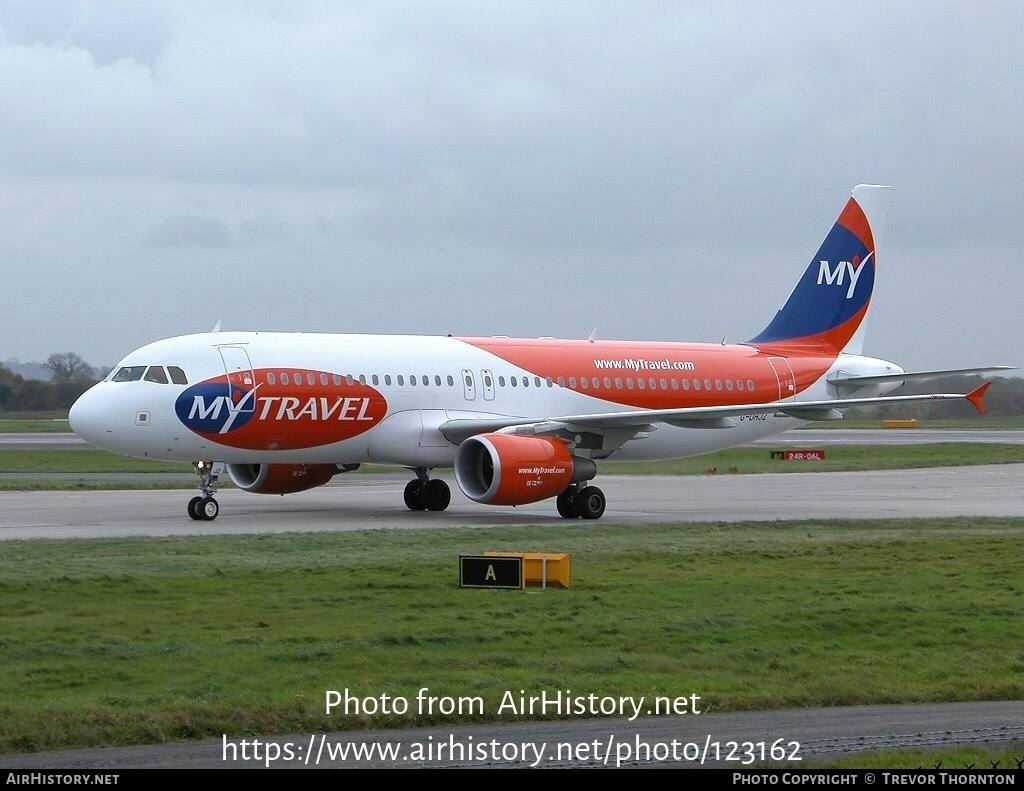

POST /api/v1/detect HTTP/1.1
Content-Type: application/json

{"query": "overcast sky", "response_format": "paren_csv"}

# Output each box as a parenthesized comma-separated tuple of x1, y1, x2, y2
(1, 1, 1021, 372)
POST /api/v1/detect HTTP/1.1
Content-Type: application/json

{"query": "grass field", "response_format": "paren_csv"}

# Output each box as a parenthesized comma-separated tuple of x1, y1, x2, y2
(1, 517, 1022, 758)
(0, 414, 71, 432)
(2, 427, 1022, 766)
(0, 449, 194, 473)
(1, 443, 1023, 492)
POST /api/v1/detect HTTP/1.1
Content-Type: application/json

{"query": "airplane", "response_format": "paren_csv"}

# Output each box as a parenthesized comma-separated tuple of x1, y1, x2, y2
(69, 185, 1006, 522)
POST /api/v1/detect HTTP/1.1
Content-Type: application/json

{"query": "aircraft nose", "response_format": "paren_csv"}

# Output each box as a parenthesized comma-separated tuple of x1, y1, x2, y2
(69, 387, 117, 449)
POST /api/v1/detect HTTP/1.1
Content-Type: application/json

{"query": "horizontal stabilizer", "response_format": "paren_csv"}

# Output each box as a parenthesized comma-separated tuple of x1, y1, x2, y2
(833, 366, 1014, 387)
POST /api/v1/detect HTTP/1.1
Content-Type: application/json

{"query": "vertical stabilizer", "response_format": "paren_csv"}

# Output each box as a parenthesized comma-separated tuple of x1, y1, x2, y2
(747, 185, 892, 354)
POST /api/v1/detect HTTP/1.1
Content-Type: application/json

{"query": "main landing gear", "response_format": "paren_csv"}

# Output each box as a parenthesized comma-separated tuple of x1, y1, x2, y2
(556, 483, 606, 520)
(188, 460, 221, 521)
(403, 468, 451, 512)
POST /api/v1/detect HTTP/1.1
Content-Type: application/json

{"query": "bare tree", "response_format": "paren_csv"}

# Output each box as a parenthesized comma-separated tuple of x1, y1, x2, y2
(44, 352, 93, 381)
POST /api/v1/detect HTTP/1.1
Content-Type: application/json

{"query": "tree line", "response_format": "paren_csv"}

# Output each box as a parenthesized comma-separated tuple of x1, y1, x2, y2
(0, 353, 100, 412)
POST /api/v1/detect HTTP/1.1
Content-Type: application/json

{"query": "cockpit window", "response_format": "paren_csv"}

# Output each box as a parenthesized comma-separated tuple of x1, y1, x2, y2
(111, 366, 147, 382)
(144, 366, 169, 384)
(167, 366, 188, 384)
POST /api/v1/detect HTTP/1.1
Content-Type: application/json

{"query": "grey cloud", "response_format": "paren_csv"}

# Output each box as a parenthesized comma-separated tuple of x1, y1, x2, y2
(0, 2, 1021, 370)
(144, 212, 232, 249)
(0, 0, 170, 67)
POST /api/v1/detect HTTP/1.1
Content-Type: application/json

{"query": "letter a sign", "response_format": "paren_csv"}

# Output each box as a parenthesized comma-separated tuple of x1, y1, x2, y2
(459, 556, 523, 589)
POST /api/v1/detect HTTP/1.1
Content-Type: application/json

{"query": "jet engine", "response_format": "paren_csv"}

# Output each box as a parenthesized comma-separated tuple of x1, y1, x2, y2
(454, 434, 596, 506)
(226, 463, 343, 495)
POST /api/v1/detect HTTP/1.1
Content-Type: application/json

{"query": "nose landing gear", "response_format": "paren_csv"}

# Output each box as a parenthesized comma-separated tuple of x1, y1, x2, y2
(188, 460, 222, 520)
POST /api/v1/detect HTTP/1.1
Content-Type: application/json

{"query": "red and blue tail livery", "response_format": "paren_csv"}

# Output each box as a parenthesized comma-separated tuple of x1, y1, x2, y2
(70, 185, 1007, 521)
(748, 184, 887, 353)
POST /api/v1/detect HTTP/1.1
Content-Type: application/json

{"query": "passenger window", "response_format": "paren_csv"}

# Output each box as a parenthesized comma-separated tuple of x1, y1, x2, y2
(144, 366, 168, 384)
(267, 372, 277, 385)
(167, 366, 188, 385)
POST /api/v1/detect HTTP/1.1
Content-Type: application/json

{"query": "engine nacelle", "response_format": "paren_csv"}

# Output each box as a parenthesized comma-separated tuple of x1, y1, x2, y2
(454, 434, 596, 506)
(226, 463, 340, 495)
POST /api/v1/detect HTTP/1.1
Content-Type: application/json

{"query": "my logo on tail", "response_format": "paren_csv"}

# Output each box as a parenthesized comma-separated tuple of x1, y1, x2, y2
(817, 252, 873, 299)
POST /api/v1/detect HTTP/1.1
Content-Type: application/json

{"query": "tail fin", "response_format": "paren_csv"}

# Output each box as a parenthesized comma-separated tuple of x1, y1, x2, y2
(747, 184, 892, 354)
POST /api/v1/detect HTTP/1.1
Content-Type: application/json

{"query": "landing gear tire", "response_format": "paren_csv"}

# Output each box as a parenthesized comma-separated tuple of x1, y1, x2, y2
(197, 497, 219, 521)
(575, 486, 606, 520)
(190, 460, 221, 520)
(425, 479, 451, 512)
(404, 479, 426, 511)
(556, 487, 578, 519)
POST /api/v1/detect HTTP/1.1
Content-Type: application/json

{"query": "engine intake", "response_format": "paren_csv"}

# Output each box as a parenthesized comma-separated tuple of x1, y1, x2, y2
(454, 434, 596, 506)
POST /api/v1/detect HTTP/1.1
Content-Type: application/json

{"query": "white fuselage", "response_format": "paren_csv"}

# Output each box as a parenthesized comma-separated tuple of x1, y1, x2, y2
(70, 331, 902, 467)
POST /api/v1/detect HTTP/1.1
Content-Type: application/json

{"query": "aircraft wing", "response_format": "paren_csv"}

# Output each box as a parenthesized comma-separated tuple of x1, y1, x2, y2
(438, 383, 991, 445)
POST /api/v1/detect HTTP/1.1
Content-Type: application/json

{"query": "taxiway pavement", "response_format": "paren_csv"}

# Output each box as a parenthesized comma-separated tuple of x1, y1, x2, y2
(1, 464, 1022, 540)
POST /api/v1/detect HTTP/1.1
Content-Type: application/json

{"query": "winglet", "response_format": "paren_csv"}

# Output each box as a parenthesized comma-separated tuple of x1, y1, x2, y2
(965, 382, 991, 414)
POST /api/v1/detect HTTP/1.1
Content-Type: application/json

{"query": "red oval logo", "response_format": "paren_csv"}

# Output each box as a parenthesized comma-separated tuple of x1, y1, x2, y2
(178, 368, 388, 450)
